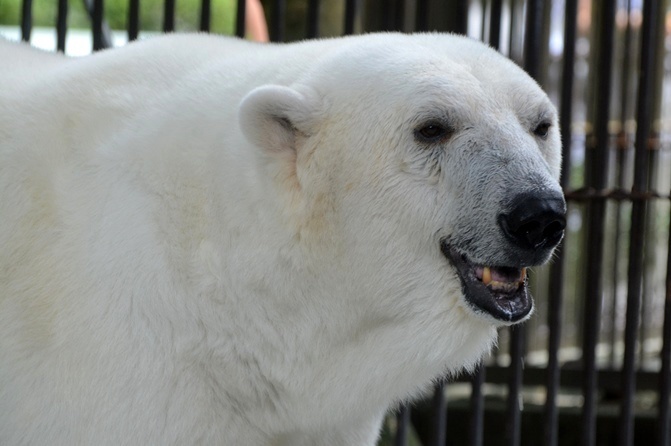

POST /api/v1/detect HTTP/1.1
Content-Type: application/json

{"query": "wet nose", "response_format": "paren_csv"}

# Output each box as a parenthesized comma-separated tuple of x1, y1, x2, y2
(498, 191, 566, 251)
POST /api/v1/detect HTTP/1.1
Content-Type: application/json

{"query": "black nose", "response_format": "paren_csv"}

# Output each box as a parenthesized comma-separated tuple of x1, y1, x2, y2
(499, 191, 566, 251)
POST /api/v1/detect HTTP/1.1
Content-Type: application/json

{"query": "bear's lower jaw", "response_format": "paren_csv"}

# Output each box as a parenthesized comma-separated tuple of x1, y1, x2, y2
(440, 243, 533, 324)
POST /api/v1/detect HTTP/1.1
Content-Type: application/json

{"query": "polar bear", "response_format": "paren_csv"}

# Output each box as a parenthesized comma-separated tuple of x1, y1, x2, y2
(0, 33, 565, 445)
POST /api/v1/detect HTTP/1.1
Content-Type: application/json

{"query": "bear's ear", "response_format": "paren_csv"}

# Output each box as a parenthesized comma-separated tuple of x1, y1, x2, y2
(239, 85, 320, 155)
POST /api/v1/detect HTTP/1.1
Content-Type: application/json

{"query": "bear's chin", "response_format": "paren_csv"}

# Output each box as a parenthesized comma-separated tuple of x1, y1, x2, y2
(440, 243, 533, 324)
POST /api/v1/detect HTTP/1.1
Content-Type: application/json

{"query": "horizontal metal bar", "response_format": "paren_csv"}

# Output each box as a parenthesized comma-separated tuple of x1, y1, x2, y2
(456, 365, 664, 393)
(564, 188, 669, 202)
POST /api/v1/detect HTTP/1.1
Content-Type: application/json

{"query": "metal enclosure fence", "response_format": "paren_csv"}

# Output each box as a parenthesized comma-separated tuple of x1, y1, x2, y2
(5, 0, 671, 445)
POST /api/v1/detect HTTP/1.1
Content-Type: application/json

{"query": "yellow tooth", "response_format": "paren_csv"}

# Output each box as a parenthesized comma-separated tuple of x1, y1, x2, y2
(490, 281, 518, 292)
(520, 267, 527, 283)
(482, 266, 492, 285)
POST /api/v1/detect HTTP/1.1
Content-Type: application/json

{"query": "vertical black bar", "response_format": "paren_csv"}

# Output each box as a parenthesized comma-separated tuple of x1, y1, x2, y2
(544, 0, 578, 443)
(558, 0, 578, 198)
(522, 0, 543, 80)
(395, 405, 410, 446)
(619, 207, 646, 444)
(504, 3, 546, 445)
(458, 0, 468, 35)
(128, 0, 139, 41)
(415, 0, 429, 32)
(608, 166, 624, 370)
(489, 0, 502, 50)
(544, 246, 567, 446)
(658, 239, 671, 446)
(506, 325, 525, 446)
(21, 0, 32, 42)
(581, 212, 606, 446)
(305, 0, 319, 38)
(56, 0, 68, 52)
(581, 1, 617, 445)
(92, 0, 104, 51)
(430, 381, 446, 445)
(235, 0, 246, 38)
(470, 364, 486, 446)
(393, 0, 404, 31)
(610, 0, 633, 367)
(82, 0, 111, 50)
(163, 0, 175, 32)
(611, 0, 633, 369)
(344, 0, 358, 35)
(446, 0, 468, 34)
(379, 0, 391, 31)
(618, 0, 662, 444)
(200, 0, 211, 32)
(272, 0, 287, 42)
(640, 145, 659, 365)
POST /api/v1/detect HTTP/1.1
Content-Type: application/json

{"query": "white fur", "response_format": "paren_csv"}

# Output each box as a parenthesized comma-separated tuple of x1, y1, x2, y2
(0, 33, 561, 445)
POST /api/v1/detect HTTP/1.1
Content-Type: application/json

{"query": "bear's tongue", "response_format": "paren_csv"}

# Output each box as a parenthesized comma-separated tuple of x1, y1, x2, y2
(474, 266, 526, 292)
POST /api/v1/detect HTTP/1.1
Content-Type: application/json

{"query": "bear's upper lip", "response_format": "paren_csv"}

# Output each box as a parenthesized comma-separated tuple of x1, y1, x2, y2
(440, 242, 532, 323)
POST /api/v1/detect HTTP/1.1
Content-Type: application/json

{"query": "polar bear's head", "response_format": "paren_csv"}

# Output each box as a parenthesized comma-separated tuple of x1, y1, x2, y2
(239, 34, 565, 330)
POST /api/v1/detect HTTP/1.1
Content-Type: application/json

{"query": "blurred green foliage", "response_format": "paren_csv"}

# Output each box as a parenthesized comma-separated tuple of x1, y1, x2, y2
(0, 0, 237, 34)
(0, 0, 349, 41)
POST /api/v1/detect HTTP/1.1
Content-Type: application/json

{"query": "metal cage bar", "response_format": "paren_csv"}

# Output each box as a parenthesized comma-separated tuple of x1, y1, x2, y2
(128, 0, 139, 41)
(415, 0, 429, 32)
(488, 0, 502, 50)
(235, 0, 246, 38)
(659, 233, 671, 446)
(544, 0, 578, 443)
(580, 1, 617, 444)
(92, 0, 105, 51)
(506, 325, 525, 446)
(56, 0, 67, 51)
(344, 0, 359, 35)
(394, 405, 410, 446)
(428, 381, 447, 445)
(379, 0, 404, 32)
(449, 0, 469, 35)
(163, 0, 175, 32)
(20, 0, 32, 41)
(470, 364, 486, 446)
(618, 0, 664, 444)
(305, 0, 319, 38)
(200, 0, 211, 32)
(270, 0, 286, 42)
(609, 0, 634, 371)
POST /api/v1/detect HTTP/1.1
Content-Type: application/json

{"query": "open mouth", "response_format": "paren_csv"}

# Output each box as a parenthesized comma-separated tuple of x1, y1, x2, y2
(441, 243, 533, 323)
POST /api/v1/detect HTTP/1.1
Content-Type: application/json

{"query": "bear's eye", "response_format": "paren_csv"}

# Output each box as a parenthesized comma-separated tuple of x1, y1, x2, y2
(415, 123, 449, 143)
(533, 121, 551, 139)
